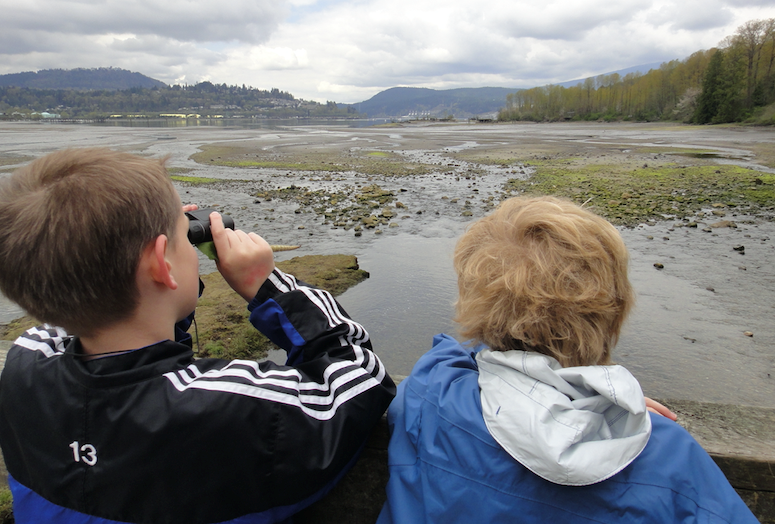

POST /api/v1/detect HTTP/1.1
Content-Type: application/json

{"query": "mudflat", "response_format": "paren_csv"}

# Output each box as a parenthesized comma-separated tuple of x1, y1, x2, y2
(1, 120, 774, 407)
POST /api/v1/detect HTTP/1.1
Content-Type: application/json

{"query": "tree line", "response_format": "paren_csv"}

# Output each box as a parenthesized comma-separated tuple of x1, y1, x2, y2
(499, 18, 775, 124)
(0, 81, 357, 120)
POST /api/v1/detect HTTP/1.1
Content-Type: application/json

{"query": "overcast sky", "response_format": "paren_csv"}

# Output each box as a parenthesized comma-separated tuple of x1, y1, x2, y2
(1, 0, 773, 103)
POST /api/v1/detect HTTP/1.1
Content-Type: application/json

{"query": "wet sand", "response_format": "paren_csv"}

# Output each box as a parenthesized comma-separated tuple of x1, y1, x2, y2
(1, 120, 774, 407)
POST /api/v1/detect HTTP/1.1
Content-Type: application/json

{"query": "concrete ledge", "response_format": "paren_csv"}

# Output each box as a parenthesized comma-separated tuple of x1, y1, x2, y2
(0, 341, 772, 522)
(664, 399, 775, 522)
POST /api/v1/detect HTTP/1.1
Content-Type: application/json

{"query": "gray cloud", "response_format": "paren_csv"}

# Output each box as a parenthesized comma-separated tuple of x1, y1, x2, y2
(1, 0, 287, 44)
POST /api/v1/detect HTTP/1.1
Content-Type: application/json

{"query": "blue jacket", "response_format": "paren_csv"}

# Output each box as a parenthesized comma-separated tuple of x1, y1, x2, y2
(378, 334, 757, 524)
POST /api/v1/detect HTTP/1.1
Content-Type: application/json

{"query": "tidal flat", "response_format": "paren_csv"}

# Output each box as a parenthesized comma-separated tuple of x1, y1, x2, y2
(1, 120, 774, 407)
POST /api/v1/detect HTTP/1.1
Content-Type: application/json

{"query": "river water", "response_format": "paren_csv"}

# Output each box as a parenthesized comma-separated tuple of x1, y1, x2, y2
(1, 120, 774, 407)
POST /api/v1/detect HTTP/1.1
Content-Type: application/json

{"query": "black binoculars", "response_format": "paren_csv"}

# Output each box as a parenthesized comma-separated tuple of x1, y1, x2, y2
(186, 209, 235, 244)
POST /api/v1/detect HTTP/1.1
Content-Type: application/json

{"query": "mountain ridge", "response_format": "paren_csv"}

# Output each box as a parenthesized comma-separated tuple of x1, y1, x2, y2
(348, 62, 667, 118)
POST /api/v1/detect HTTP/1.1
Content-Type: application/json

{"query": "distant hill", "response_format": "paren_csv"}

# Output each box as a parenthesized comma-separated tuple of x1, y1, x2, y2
(555, 62, 665, 88)
(349, 86, 519, 119)
(0, 67, 167, 90)
(350, 62, 668, 119)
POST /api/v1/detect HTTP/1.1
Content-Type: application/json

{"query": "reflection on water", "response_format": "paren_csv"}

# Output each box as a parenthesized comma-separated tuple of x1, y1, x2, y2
(337, 233, 459, 376)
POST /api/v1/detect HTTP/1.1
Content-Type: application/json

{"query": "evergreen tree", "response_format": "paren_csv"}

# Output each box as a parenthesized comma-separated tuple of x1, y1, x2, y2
(693, 50, 725, 124)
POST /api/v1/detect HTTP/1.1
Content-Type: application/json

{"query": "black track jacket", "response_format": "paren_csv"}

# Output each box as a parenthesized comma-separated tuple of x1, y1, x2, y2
(0, 268, 395, 524)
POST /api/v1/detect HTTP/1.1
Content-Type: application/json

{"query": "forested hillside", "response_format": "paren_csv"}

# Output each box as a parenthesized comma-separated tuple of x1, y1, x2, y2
(350, 86, 521, 118)
(0, 79, 356, 119)
(0, 67, 166, 90)
(499, 18, 775, 124)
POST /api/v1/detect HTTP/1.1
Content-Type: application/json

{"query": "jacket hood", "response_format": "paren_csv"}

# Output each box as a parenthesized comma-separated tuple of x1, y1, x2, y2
(477, 349, 651, 486)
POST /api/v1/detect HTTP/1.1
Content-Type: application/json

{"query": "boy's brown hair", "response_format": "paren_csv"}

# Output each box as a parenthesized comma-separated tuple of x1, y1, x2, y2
(0, 148, 180, 337)
(454, 196, 634, 367)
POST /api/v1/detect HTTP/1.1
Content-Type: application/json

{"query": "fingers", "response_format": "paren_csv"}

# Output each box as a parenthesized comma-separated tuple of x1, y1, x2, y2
(182, 204, 198, 213)
(645, 398, 677, 421)
(210, 211, 229, 253)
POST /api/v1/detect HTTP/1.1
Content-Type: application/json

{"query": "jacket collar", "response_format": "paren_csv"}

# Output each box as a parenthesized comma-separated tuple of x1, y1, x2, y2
(61, 338, 195, 388)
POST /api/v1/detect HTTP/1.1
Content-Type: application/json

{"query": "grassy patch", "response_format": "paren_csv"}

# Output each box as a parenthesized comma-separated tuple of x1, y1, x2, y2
(188, 254, 369, 360)
(504, 161, 775, 225)
(190, 143, 430, 177)
(0, 487, 12, 524)
(0, 316, 38, 340)
(170, 175, 223, 184)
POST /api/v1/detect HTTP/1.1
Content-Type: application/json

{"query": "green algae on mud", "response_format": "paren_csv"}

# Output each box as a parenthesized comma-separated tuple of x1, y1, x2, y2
(190, 143, 431, 177)
(450, 143, 775, 225)
(167, 167, 227, 185)
(503, 161, 775, 225)
(0, 255, 369, 362)
(170, 175, 224, 184)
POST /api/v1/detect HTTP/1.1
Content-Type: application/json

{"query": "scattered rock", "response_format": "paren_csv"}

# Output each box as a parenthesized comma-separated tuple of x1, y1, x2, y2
(709, 221, 737, 229)
(733, 245, 745, 252)
(744, 331, 754, 337)
(654, 263, 664, 269)
(706, 287, 715, 292)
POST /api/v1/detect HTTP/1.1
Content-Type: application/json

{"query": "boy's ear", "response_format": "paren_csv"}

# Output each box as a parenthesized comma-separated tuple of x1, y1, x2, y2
(147, 234, 178, 290)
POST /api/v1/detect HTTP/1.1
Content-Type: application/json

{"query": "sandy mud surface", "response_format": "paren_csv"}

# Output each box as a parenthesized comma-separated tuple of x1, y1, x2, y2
(1, 120, 774, 407)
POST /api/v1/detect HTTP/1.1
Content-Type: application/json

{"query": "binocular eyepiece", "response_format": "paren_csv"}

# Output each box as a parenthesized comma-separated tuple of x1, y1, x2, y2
(186, 209, 235, 244)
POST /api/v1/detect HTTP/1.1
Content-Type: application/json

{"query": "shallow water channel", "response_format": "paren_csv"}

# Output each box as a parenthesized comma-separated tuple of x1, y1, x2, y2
(1, 120, 774, 407)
